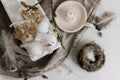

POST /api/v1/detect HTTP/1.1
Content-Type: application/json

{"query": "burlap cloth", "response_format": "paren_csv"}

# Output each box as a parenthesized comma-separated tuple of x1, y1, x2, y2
(0, 0, 114, 78)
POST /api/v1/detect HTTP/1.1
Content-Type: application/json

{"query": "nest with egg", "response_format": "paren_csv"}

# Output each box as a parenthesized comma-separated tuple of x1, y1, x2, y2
(77, 42, 105, 72)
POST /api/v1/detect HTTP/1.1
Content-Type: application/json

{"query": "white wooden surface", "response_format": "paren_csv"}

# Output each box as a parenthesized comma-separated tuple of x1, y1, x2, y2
(0, 0, 120, 80)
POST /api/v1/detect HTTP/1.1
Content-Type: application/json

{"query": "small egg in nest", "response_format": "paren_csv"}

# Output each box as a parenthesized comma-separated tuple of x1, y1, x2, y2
(37, 19, 49, 34)
(21, 41, 47, 61)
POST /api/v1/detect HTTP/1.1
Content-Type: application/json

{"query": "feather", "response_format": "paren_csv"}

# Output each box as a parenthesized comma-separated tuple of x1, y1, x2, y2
(95, 12, 115, 30)
(0, 30, 29, 72)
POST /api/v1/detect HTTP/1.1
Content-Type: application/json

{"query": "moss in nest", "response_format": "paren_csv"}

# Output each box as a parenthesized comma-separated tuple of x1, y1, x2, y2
(14, 21, 37, 42)
(14, 9, 45, 42)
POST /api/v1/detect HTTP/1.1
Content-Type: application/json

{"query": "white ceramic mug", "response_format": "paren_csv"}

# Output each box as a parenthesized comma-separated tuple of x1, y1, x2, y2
(54, 1, 95, 33)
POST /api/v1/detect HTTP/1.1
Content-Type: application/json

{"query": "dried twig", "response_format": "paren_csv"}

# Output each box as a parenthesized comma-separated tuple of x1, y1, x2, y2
(50, 0, 65, 49)
(21, 0, 43, 11)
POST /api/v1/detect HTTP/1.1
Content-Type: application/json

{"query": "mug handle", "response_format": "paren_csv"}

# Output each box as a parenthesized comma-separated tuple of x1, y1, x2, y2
(84, 22, 95, 28)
